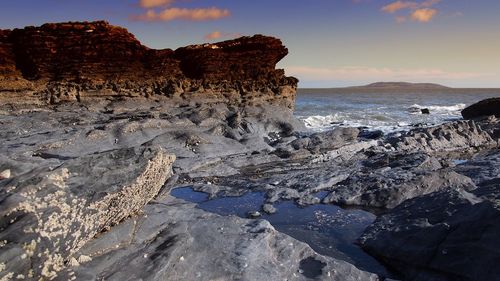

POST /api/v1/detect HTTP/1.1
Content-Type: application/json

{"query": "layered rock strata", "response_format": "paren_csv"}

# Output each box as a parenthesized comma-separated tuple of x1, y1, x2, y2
(0, 21, 297, 109)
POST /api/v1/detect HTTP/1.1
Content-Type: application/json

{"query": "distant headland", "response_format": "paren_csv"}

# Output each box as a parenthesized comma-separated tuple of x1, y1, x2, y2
(297, 82, 500, 94)
(350, 82, 451, 90)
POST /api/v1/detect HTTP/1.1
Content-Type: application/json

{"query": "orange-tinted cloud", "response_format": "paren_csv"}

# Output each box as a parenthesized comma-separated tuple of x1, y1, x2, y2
(205, 31, 222, 40)
(134, 7, 230, 22)
(381, 1, 418, 13)
(204, 31, 242, 40)
(411, 8, 437, 22)
(139, 0, 175, 8)
(381, 0, 440, 23)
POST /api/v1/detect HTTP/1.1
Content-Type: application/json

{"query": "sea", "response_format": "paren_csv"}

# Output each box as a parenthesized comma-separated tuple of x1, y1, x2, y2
(295, 88, 500, 133)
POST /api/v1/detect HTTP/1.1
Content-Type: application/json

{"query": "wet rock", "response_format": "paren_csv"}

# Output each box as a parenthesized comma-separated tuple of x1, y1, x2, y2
(420, 108, 430, 114)
(62, 198, 379, 281)
(359, 148, 500, 281)
(299, 257, 327, 279)
(360, 185, 500, 281)
(247, 211, 262, 218)
(387, 120, 495, 153)
(359, 130, 384, 140)
(462, 97, 500, 119)
(291, 127, 359, 152)
(297, 194, 322, 206)
(262, 203, 277, 214)
(324, 152, 475, 209)
(453, 149, 500, 185)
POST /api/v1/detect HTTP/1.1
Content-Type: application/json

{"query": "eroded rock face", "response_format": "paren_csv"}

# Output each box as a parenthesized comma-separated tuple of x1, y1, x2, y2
(0, 21, 297, 109)
(387, 120, 494, 153)
(324, 152, 475, 209)
(0, 146, 175, 279)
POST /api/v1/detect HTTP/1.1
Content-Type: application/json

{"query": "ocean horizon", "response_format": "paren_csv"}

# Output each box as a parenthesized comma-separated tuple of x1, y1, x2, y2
(295, 87, 500, 132)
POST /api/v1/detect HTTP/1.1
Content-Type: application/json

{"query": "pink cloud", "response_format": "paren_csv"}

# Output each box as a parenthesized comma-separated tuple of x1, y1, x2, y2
(381, 0, 441, 23)
(204, 31, 242, 40)
(133, 7, 230, 22)
(381, 1, 418, 14)
(139, 0, 175, 8)
(411, 8, 437, 22)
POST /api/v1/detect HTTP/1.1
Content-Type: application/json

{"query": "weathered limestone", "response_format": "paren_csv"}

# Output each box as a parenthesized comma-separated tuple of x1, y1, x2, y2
(0, 146, 175, 279)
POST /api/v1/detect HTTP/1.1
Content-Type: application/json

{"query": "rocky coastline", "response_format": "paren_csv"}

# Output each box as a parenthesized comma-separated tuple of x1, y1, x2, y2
(1, 21, 499, 281)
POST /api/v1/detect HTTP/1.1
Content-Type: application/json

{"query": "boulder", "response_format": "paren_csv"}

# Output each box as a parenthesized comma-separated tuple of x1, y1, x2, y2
(360, 149, 500, 280)
(360, 187, 500, 281)
(462, 98, 500, 119)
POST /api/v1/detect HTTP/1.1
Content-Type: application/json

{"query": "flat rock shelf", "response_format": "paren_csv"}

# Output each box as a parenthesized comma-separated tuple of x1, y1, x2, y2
(171, 187, 396, 279)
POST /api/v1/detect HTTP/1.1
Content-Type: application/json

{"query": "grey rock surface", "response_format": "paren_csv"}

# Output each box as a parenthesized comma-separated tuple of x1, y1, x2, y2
(386, 120, 494, 153)
(360, 149, 500, 281)
(0, 101, 379, 280)
(0, 145, 175, 279)
(63, 197, 379, 281)
(1, 97, 499, 280)
(323, 152, 475, 208)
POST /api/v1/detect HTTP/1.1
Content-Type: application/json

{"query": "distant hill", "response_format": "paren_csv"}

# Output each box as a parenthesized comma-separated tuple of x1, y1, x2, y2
(350, 82, 451, 90)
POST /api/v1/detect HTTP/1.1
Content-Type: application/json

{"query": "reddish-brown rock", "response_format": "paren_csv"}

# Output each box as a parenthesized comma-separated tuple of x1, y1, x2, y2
(174, 35, 288, 80)
(0, 21, 297, 108)
(0, 29, 18, 77)
(5, 21, 178, 81)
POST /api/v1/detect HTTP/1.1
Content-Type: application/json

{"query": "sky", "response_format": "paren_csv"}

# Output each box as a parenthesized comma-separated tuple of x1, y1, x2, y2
(1, 0, 499, 88)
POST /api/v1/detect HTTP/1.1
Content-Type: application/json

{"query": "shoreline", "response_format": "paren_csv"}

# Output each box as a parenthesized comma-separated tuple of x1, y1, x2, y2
(1, 21, 500, 281)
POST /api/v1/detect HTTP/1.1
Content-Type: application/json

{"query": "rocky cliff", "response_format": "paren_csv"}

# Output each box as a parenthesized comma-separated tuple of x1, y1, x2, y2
(0, 21, 297, 108)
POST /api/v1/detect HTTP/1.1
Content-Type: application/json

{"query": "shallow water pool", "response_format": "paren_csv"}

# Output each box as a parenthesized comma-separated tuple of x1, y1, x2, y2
(171, 187, 394, 278)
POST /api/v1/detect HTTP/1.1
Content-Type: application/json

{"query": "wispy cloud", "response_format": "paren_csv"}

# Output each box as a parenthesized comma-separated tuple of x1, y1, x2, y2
(381, 0, 441, 23)
(133, 7, 230, 21)
(132, 0, 230, 22)
(286, 65, 490, 83)
(204, 31, 242, 40)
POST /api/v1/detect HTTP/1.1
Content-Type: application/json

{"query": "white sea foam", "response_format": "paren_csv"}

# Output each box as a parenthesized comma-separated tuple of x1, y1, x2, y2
(300, 114, 408, 133)
(302, 114, 340, 130)
(409, 103, 466, 114)
(295, 90, 500, 134)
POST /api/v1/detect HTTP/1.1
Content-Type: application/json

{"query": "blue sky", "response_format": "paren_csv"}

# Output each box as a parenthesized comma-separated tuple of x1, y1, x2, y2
(1, 0, 500, 87)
